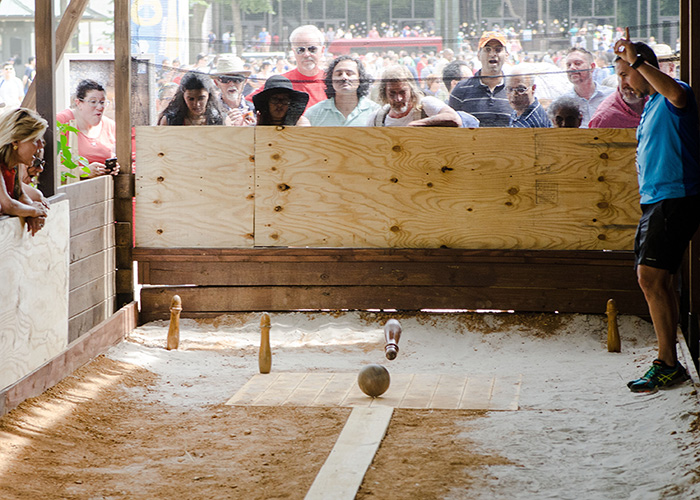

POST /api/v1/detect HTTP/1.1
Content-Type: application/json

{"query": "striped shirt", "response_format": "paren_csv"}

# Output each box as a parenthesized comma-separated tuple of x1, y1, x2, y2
(509, 98, 552, 128)
(448, 70, 512, 127)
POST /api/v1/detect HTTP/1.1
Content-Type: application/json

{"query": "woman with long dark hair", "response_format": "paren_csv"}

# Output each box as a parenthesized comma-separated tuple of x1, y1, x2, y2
(158, 71, 229, 126)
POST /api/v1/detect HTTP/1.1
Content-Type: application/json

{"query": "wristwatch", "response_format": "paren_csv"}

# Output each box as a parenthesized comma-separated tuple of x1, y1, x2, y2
(631, 54, 645, 70)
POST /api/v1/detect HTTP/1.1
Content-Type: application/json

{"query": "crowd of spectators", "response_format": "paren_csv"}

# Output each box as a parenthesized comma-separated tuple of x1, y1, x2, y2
(153, 21, 679, 130)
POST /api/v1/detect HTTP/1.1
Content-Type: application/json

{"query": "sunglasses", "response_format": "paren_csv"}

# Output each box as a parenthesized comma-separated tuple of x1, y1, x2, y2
(218, 75, 245, 84)
(295, 46, 319, 55)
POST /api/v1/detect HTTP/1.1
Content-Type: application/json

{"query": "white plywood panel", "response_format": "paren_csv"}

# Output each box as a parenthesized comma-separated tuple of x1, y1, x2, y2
(134, 126, 255, 248)
(0, 200, 70, 391)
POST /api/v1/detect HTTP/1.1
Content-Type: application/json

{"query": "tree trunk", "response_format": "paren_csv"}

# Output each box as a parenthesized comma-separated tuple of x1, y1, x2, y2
(232, 0, 244, 56)
(190, 3, 209, 62)
(504, 0, 524, 26)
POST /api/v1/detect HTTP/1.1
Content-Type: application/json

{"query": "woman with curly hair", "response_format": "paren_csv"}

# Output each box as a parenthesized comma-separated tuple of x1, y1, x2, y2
(158, 71, 229, 126)
(304, 55, 379, 126)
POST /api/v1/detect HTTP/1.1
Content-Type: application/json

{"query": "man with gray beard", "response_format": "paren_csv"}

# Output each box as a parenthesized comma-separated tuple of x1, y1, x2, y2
(588, 57, 646, 128)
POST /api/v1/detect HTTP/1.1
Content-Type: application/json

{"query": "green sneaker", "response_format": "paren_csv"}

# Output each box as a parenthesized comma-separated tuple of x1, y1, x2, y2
(628, 359, 690, 393)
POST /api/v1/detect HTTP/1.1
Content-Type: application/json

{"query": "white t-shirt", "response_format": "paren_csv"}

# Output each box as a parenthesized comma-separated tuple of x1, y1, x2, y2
(0, 77, 24, 108)
(367, 96, 448, 126)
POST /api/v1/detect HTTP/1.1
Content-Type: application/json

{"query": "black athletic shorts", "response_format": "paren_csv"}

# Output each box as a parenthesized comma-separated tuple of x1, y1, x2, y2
(634, 194, 700, 273)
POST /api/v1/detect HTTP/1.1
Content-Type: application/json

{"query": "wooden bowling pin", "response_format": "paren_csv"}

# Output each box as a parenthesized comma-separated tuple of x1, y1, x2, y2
(259, 313, 272, 374)
(166, 295, 182, 350)
(384, 319, 402, 360)
(606, 298, 621, 353)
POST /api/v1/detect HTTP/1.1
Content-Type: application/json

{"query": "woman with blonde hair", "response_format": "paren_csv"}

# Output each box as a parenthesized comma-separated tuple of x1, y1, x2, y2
(0, 107, 49, 235)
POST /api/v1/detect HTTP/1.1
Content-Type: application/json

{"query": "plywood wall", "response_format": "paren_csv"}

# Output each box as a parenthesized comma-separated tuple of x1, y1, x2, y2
(255, 127, 640, 250)
(134, 127, 639, 251)
(134, 126, 255, 248)
(0, 200, 70, 391)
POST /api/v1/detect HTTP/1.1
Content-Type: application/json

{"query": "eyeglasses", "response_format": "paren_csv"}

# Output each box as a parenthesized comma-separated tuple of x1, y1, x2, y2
(218, 75, 245, 84)
(269, 97, 291, 106)
(295, 46, 319, 55)
(80, 98, 111, 108)
(506, 85, 530, 95)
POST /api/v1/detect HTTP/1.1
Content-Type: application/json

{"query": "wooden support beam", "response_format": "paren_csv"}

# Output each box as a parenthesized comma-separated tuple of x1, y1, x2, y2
(681, 0, 700, 366)
(34, 0, 57, 197)
(23, 0, 91, 110)
(114, 1, 134, 306)
(133, 247, 647, 321)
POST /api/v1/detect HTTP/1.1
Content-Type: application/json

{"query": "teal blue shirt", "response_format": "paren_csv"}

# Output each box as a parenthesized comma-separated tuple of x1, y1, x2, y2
(305, 96, 380, 126)
(636, 81, 700, 204)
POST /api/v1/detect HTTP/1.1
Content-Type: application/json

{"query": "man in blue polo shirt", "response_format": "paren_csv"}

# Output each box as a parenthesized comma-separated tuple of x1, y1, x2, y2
(448, 31, 512, 127)
(615, 31, 700, 393)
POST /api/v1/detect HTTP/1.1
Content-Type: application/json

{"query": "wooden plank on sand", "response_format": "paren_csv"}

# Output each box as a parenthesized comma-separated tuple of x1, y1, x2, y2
(304, 406, 394, 500)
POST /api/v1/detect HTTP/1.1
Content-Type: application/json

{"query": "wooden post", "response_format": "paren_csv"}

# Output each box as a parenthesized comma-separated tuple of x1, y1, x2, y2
(606, 299, 620, 353)
(259, 313, 272, 374)
(34, 0, 56, 198)
(166, 295, 182, 350)
(680, 0, 700, 368)
(114, 0, 134, 308)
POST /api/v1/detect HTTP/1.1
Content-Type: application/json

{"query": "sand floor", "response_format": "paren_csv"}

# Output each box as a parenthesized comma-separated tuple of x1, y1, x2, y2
(1, 311, 699, 499)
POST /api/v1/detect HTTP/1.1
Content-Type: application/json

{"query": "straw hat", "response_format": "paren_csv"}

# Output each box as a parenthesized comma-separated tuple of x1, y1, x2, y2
(652, 44, 674, 61)
(214, 55, 251, 77)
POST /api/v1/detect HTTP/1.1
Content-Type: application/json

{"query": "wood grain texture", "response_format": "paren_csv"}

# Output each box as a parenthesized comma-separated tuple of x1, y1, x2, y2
(58, 175, 116, 338)
(69, 199, 114, 238)
(254, 127, 639, 250)
(69, 247, 115, 291)
(227, 373, 521, 411)
(136, 258, 638, 289)
(114, 0, 132, 173)
(70, 224, 115, 263)
(134, 247, 645, 319)
(134, 126, 255, 248)
(0, 302, 136, 416)
(133, 247, 637, 264)
(138, 285, 647, 322)
(305, 406, 393, 500)
(58, 175, 113, 211)
(68, 272, 115, 318)
(21, 0, 90, 110)
(0, 200, 70, 391)
(68, 298, 114, 343)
